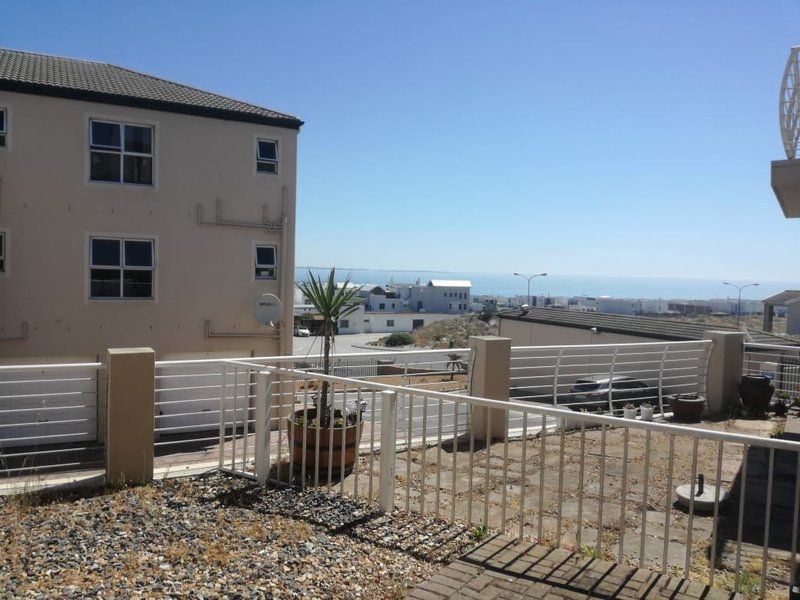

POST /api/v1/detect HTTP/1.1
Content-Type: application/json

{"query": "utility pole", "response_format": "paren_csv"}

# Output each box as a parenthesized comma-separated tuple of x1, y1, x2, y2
(513, 272, 547, 306)
(722, 282, 759, 327)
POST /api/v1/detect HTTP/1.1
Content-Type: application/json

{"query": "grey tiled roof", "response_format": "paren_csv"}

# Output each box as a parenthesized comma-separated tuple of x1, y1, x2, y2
(0, 48, 302, 129)
(498, 307, 800, 346)
(762, 290, 800, 305)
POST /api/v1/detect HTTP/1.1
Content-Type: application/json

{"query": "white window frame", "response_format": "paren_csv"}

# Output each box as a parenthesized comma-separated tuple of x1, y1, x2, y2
(254, 243, 278, 280)
(89, 236, 155, 300)
(255, 138, 279, 175)
(89, 119, 155, 186)
(0, 229, 7, 276)
(340, 319, 349, 329)
(0, 106, 7, 149)
(387, 319, 395, 327)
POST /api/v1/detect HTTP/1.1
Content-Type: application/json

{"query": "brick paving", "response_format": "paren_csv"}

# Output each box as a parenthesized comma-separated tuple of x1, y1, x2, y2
(410, 534, 740, 599)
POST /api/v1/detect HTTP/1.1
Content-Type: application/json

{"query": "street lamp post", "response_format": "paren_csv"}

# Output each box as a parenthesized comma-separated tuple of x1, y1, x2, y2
(513, 272, 548, 306)
(722, 281, 759, 327)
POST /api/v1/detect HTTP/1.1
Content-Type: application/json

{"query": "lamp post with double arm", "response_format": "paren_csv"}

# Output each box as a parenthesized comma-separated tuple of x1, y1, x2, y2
(722, 281, 759, 327)
(513, 272, 548, 307)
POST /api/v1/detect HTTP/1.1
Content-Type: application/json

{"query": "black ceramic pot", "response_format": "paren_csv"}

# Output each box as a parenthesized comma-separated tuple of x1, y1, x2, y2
(738, 375, 774, 416)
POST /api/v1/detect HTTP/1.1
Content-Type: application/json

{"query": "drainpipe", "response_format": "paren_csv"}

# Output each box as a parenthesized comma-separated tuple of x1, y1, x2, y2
(279, 185, 290, 356)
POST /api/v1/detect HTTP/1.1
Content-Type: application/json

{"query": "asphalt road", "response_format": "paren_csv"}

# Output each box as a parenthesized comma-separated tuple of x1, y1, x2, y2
(289, 333, 389, 358)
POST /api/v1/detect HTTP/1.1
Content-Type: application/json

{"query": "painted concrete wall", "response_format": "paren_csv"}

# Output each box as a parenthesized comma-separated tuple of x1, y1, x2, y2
(787, 299, 800, 335)
(498, 318, 657, 347)
(410, 284, 470, 313)
(0, 90, 298, 360)
(338, 306, 461, 334)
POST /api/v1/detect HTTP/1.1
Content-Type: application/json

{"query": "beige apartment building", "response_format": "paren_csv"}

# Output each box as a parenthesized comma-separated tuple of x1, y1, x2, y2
(0, 49, 302, 361)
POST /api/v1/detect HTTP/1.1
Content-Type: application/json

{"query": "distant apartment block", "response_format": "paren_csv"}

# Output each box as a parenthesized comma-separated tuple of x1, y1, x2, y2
(0, 49, 302, 360)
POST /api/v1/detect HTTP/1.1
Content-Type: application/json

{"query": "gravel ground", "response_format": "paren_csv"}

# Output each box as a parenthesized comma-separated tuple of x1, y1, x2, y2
(0, 473, 472, 598)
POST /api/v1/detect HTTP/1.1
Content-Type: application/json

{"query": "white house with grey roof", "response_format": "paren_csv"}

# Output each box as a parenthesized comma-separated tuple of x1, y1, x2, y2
(0, 48, 301, 360)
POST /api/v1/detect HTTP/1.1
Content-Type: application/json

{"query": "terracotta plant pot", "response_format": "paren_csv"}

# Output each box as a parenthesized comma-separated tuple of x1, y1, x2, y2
(738, 375, 774, 417)
(668, 393, 706, 423)
(289, 408, 363, 479)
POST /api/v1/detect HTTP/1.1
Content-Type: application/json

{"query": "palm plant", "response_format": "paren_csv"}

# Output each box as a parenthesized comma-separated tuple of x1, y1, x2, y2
(447, 353, 465, 381)
(296, 268, 362, 426)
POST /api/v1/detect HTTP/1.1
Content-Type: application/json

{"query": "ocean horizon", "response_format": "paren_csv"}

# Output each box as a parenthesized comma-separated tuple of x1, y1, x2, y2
(296, 267, 797, 302)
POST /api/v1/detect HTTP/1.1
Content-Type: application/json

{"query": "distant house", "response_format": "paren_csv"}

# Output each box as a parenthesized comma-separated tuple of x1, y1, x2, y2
(498, 307, 798, 347)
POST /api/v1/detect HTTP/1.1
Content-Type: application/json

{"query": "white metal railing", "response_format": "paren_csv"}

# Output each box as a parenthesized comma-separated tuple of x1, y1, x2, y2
(153, 348, 471, 473)
(246, 364, 800, 597)
(744, 342, 800, 402)
(0, 362, 104, 477)
(509, 340, 712, 416)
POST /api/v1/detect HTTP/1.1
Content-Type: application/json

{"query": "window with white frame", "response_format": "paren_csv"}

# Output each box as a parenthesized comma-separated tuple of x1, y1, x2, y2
(340, 319, 349, 329)
(90, 237, 154, 299)
(0, 108, 6, 147)
(90, 120, 153, 185)
(0, 231, 5, 272)
(386, 319, 394, 327)
(254, 244, 277, 279)
(256, 139, 279, 174)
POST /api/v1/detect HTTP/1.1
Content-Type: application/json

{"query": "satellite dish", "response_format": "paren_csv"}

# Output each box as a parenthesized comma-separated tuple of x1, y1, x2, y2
(254, 293, 283, 327)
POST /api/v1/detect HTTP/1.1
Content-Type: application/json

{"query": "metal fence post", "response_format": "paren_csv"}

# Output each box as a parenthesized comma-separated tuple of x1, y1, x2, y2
(379, 390, 397, 513)
(607, 348, 618, 413)
(255, 369, 274, 485)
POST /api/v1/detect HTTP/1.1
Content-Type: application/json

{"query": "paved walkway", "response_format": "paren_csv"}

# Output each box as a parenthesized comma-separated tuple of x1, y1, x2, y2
(410, 535, 739, 599)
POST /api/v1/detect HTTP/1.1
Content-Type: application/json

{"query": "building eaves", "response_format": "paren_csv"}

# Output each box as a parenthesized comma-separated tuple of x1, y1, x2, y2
(0, 48, 303, 129)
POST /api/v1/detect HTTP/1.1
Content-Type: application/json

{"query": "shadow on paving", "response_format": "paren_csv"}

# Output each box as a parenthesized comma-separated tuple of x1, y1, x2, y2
(715, 442, 799, 561)
(422, 534, 739, 600)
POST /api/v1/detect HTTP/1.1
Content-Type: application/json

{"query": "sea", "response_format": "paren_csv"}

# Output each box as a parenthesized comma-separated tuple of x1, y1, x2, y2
(296, 267, 797, 301)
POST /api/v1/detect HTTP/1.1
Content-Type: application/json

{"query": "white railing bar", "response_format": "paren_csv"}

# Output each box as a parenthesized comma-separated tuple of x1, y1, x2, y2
(0, 391, 94, 401)
(0, 418, 96, 429)
(744, 342, 800, 351)
(1, 461, 103, 473)
(154, 347, 472, 367)
(0, 404, 93, 414)
(0, 431, 93, 443)
(511, 340, 712, 352)
(0, 376, 95, 386)
(0, 363, 102, 373)
(0, 446, 100, 458)
(268, 365, 800, 450)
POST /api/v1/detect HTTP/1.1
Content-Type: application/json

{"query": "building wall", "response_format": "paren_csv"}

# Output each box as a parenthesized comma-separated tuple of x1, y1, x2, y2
(787, 301, 800, 335)
(338, 307, 460, 334)
(498, 318, 657, 347)
(0, 91, 298, 360)
(410, 285, 470, 313)
(596, 297, 639, 315)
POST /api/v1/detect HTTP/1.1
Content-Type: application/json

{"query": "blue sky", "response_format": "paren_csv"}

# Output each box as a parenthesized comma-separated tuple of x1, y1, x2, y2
(6, 1, 800, 282)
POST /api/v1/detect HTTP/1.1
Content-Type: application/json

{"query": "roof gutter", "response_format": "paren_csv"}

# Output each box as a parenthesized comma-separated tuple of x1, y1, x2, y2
(0, 80, 304, 130)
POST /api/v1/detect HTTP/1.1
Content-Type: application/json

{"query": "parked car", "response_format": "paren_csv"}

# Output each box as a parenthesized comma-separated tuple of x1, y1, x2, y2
(566, 376, 656, 412)
(293, 325, 311, 337)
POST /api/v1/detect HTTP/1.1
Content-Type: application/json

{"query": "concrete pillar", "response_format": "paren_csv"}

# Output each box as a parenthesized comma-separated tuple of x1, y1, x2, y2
(106, 347, 155, 484)
(703, 331, 745, 417)
(469, 336, 511, 442)
(379, 390, 398, 513)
